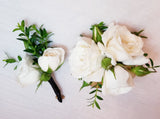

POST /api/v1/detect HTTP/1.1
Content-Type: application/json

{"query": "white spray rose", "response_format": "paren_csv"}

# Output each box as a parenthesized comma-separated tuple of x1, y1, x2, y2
(16, 55, 41, 86)
(69, 37, 134, 95)
(102, 23, 149, 65)
(102, 66, 133, 95)
(69, 37, 104, 82)
(38, 48, 65, 72)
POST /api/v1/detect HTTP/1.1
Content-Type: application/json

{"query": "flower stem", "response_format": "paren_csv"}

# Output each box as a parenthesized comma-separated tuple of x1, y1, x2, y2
(48, 77, 62, 103)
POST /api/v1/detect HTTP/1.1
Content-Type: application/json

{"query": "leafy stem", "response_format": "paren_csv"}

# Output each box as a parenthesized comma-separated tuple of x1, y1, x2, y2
(88, 84, 103, 110)
(13, 20, 53, 64)
(132, 29, 148, 39)
(3, 53, 22, 70)
(90, 22, 107, 44)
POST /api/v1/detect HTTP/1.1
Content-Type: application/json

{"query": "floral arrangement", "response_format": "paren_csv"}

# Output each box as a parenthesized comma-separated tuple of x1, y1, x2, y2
(69, 22, 160, 109)
(3, 20, 65, 102)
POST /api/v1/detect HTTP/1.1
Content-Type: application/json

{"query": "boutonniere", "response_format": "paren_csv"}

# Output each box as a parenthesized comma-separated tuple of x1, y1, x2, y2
(69, 22, 160, 109)
(3, 20, 65, 102)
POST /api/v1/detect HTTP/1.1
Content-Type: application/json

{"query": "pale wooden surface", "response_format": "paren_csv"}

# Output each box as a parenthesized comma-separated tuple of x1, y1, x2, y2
(0, 0, 160, 119)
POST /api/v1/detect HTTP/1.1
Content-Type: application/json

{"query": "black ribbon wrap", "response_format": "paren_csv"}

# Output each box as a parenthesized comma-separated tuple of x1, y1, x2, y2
(48, 77, 62, 103)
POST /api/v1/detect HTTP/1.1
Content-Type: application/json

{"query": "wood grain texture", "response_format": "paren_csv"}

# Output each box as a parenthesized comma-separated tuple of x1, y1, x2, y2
(0, 0, 160, 119)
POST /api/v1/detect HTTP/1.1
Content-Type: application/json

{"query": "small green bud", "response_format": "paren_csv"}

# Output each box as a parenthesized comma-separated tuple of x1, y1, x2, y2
(131, 66, 150, 76)
(101, 57, 112, 70)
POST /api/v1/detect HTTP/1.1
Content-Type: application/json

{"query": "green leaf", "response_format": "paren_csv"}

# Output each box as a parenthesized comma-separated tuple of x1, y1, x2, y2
(89, 90, 96, 94)
(23, 41, 29, 49)
(154, 65, 160, 68)
(36, 80, 43, 92)
(24, 49, 34, 53)
(132, 29, 147, 39)
(14, 65, 17, 70)
(144, 53, 148, 57)
(40, 72, 51, 81)
(18, 33, 25, 36)
(149, 58, 154, 67)
(17, 38, 28, 42)
(97, 96, 103, 100)
(18, 56, 22, 61)
(32, 25, 40, 34)
(55, 62, 64, 71)
(12, 28, 20, 32)
(3, 58, 17, 63)
(25, 27, 29, 37)
(137, 30, 144, 35)
(97, 90, 102, 92)
(19, 20, 25, 32)
(110, 66, 117, 79)
(95, 101, 101, 109)
(87, 103, 94, 107)
(140, 35, 148, 39)
(46, 67, 53, 73)
(3, 58, 17, 67)
(21, 20, 25, 28)
(145, 63, 150, 67)
(80, 81, 90, 90)
(87, 96, 95, 100)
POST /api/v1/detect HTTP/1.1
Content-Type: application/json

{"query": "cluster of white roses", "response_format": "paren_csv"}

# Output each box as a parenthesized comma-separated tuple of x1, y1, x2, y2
(17, 48, 65, 86)
(69, 23, 149, 95)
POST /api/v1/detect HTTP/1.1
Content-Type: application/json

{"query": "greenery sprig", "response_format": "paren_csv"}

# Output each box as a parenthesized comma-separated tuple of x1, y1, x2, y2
(3, 53, 22, 70)
(132, 29, 148, 39)
(13, 20, 53, 64)
(90, 22, 108, 44)
(80, 81, 103, 109)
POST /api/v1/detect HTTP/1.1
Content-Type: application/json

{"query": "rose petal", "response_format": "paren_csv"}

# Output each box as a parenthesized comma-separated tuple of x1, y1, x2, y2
(16, 55, 40, 86)
(102, 66, 133, 95)
(83, 68, 105, 83)
(123, 56, 149, 65)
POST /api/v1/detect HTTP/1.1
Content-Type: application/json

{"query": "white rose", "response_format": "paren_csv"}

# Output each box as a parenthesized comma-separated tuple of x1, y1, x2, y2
(102, 23, 149, 65)
(38, 48, 65, 72)
(16, 55, 41, 86)
(69, 37, 104, 82)
(102, 66, 134, 95)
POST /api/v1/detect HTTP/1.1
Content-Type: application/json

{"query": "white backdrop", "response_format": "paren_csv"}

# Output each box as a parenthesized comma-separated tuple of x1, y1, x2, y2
(0, 0, 160, 119)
